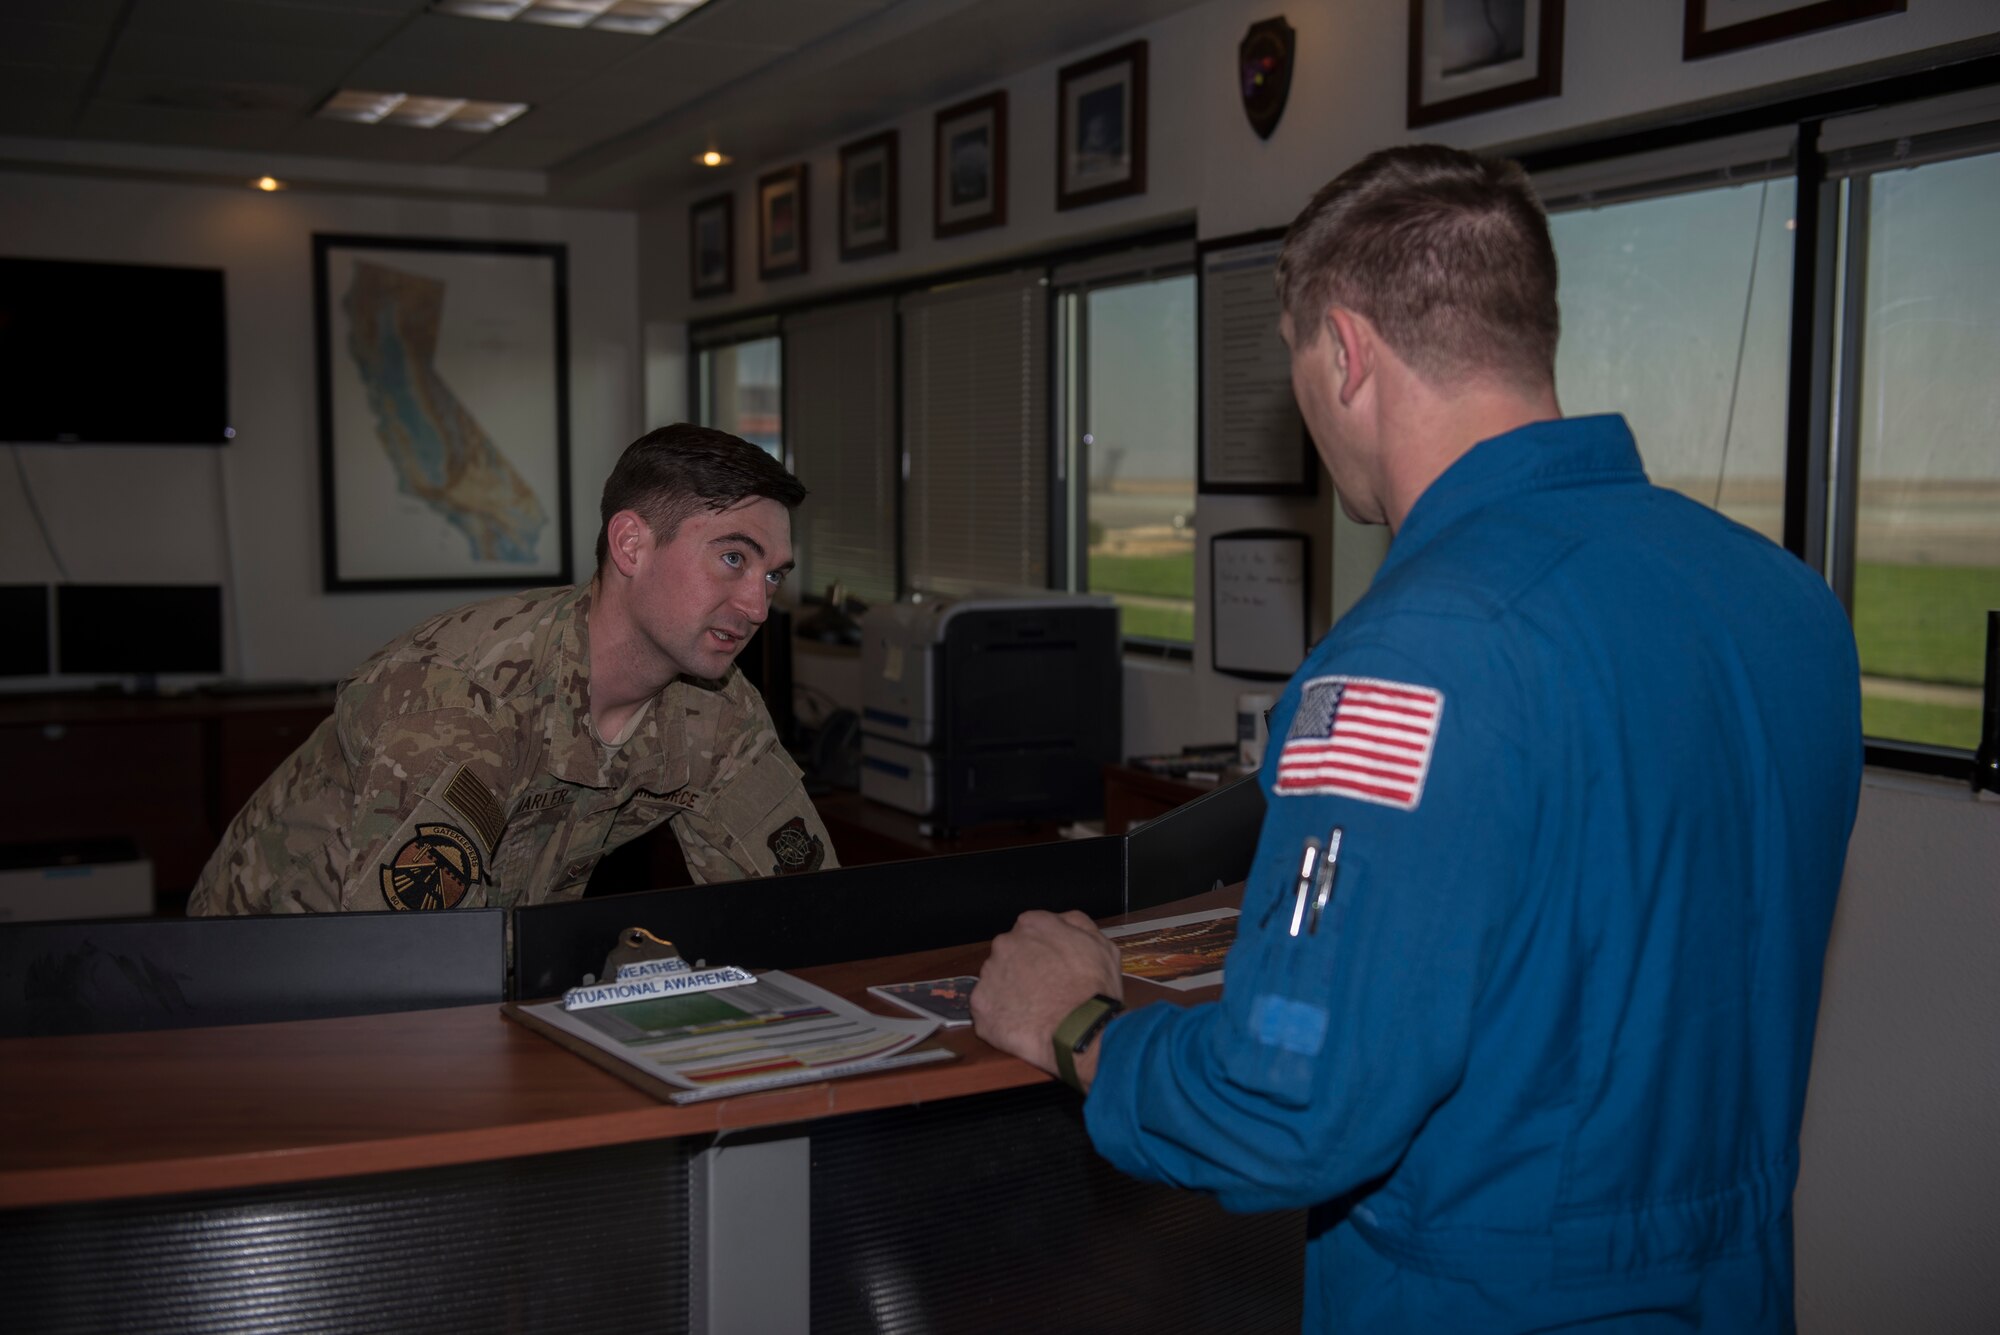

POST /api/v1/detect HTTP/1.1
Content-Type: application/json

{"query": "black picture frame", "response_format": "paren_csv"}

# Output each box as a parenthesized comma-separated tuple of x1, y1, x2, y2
(1684, 0, 1904, 60)
(1210, 529, 1312, 682)
(934, 90, 1008, 238)
(1058, 40, 1148, 211)
(313, 233, 572, 593)
(689, 192, 733, 298)
(839, 130, 899, 261)
(1407, 0, 1565, 128)
(758, 163, 809, 281)
(1197, 231, 1320, 497)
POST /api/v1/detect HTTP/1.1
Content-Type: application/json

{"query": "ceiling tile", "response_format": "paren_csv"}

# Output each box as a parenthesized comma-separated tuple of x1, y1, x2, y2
(0, 92, 88, 140)
(277, 116, 494, 164)
(105, 31, 362, 88)
(124, 0, 416, 49)
(345, 12, 642, 104)
(668, 0, 883, 51)
(450, 129, 598, 171)
(564, 38, 786, 117)
(94, 72, 323, 115)
(0, 20, 110, 69)
(7, 0, 125, 24)
(73, 100, 297, 152)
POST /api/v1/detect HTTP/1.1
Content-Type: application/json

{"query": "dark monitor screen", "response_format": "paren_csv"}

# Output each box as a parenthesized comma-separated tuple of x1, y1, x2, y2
(735, 605, 796, 748)
(0, 257, 231, 444)
(55, 584, 224, 676)
(0, 585, 51, 676)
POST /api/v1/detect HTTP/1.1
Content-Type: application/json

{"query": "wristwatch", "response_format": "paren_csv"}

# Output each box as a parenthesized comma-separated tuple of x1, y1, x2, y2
(1051, 993, 1125, 1094)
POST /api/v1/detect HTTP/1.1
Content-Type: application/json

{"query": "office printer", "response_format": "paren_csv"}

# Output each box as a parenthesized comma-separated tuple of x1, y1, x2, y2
(859, 595, 1121, 831)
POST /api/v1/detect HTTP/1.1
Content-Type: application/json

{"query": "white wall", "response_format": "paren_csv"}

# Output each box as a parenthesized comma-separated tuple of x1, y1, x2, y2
(0, 170, 640, 683)
(643, 0, 2000, 753)
(1798, 779, 2000, 1335)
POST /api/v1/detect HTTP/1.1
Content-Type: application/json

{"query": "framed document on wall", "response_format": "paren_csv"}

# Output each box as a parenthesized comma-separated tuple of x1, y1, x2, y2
(1199, 234, 1318, 495)
(1211, 529, 1311, 682)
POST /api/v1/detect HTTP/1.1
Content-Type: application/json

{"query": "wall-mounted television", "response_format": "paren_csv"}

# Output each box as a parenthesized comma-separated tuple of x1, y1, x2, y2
(55, 584, 225, 678)
(0, 257, 231, 444)
(0, 586, 51, 676)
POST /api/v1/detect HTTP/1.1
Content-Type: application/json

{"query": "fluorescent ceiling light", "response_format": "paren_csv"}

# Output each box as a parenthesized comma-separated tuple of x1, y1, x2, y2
(317, 90, 529, 132)
(432, 0, 705, 35)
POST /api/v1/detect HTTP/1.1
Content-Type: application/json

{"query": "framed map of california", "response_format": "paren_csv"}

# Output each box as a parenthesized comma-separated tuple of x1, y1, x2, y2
(314, 234, 572, 592)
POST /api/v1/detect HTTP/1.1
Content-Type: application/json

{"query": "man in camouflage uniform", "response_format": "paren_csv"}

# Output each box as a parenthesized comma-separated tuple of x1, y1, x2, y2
(188, 424, 835, 915)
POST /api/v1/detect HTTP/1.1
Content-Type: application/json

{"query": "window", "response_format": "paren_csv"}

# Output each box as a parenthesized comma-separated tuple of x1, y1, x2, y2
(783, 299, 898, 604)
(695, 331, 782, 459)
(1827, 127, 2000, 751)
(1532, 89, 2000, 772)
(899, 269, 1050, 597)
(1542, 134, 1796, 542)
(1057, 253, 1198, 647)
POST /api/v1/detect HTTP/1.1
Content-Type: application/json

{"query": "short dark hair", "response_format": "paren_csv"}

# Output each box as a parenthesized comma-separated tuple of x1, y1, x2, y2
(1276, 144, 1559, 390)
(595, 424, 807, 568)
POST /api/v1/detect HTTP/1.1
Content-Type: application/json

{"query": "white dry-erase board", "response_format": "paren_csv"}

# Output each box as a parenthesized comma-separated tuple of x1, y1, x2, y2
(1211, 529, 1310, 681)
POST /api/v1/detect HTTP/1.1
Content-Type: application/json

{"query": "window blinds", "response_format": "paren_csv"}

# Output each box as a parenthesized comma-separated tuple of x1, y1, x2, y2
(899, 268, 1050, 597)
(783, 298, 897, 603)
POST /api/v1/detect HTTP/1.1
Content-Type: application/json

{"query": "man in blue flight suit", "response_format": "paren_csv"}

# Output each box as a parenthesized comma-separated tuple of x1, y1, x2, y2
(972, 145, 1863, 1331)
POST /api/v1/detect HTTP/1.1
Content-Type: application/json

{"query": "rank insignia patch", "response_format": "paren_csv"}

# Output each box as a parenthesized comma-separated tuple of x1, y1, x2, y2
(1274, 675, 1444, 810)
(767, 817, 825, 875)
(380, 823, 483, 911)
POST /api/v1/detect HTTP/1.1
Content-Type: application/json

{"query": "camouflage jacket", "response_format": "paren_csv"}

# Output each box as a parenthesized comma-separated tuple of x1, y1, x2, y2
(187, 584, 834, 915)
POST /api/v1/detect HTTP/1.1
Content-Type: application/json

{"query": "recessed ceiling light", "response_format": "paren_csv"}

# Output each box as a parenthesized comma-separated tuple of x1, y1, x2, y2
(431, 0, 706, 36)
(695, 149, 730, 167)
(253, 176, 284, 192)
(317, 90, 529, 132)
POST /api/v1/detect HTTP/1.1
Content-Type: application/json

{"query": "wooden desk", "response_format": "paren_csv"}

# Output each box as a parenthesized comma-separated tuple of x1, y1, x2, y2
(0, 891, 1222, 1210)
(810, 787, 1068, 865)
(0, 690, 334, 911)
(0, 892, 1298, 1334)
(1102, 762, 1225, 835)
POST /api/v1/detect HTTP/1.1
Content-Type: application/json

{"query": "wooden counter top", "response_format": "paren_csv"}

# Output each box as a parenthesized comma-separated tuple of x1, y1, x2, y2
(0, 894, 1230, 1210)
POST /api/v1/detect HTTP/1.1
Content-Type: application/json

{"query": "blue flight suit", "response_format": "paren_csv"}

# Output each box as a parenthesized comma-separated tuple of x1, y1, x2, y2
(1087, 416, 1862, 1331)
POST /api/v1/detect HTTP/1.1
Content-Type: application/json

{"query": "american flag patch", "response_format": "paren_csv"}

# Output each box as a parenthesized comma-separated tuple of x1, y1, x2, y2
(1273, 675, 1444, 810)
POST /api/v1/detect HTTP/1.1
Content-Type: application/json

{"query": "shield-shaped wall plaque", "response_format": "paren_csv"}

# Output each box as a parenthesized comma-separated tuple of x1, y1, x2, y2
(1239, 17, 1295, 141)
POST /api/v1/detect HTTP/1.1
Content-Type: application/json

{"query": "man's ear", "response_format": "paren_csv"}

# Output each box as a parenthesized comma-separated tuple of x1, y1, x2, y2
(604, 511, 654, 578)
(1327, 308, 1372, 407)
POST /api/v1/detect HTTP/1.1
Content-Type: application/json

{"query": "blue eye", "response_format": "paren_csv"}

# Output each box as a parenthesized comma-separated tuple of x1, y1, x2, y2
(722, 551, 743, 569)
(765, 570, 786, 587)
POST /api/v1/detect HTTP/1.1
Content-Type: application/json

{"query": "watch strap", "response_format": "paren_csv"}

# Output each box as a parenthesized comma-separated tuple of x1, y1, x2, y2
(1051, 993, 1124, 1094)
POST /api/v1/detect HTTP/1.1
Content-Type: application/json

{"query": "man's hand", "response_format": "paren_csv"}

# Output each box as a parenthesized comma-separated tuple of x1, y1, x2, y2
(973, 909, 1123, 1089)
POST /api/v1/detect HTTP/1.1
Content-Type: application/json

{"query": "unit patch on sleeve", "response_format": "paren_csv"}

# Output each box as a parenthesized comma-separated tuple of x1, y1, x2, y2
(1273, 675, 1444, 811)
(380, 823, 484, 910)
(767, 817, 826, 875)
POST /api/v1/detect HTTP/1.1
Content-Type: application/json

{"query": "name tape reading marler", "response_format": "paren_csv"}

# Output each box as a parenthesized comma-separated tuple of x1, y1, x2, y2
(562, 966, 756, 1012)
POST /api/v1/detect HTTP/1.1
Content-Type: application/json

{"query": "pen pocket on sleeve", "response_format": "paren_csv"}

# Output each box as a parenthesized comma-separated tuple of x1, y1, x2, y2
(1225, 847, 1366, 1108)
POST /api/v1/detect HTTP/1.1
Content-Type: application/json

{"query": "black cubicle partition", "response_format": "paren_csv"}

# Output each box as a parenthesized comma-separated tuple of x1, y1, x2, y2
(1124, 773, 1267, 911)
(514, 835, 1130, 999)
(0, 909, 504, 1037)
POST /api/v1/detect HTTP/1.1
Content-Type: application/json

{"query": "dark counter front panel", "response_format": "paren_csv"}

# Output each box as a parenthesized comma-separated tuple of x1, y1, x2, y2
(810, 1083, 1305, 1334)
(2, 1138, 692, 1335)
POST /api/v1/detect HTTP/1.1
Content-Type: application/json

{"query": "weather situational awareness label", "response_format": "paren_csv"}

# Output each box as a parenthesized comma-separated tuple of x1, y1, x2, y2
(613, 957, 695, 982)
(561, 966, 756, 1012)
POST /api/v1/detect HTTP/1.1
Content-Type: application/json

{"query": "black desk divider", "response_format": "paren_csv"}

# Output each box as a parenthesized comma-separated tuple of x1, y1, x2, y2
(513, 836, 1129, 1000)
(1124, 774, 1267, 912)
(0, 909, 504, 1037)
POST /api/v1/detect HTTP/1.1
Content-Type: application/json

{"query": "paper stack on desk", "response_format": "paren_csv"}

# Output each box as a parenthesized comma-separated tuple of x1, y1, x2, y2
(508, 972, 953, 1105)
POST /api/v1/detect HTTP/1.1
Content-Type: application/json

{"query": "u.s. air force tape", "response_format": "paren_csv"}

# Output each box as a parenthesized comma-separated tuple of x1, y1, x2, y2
(561, 966, 757, 1012)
